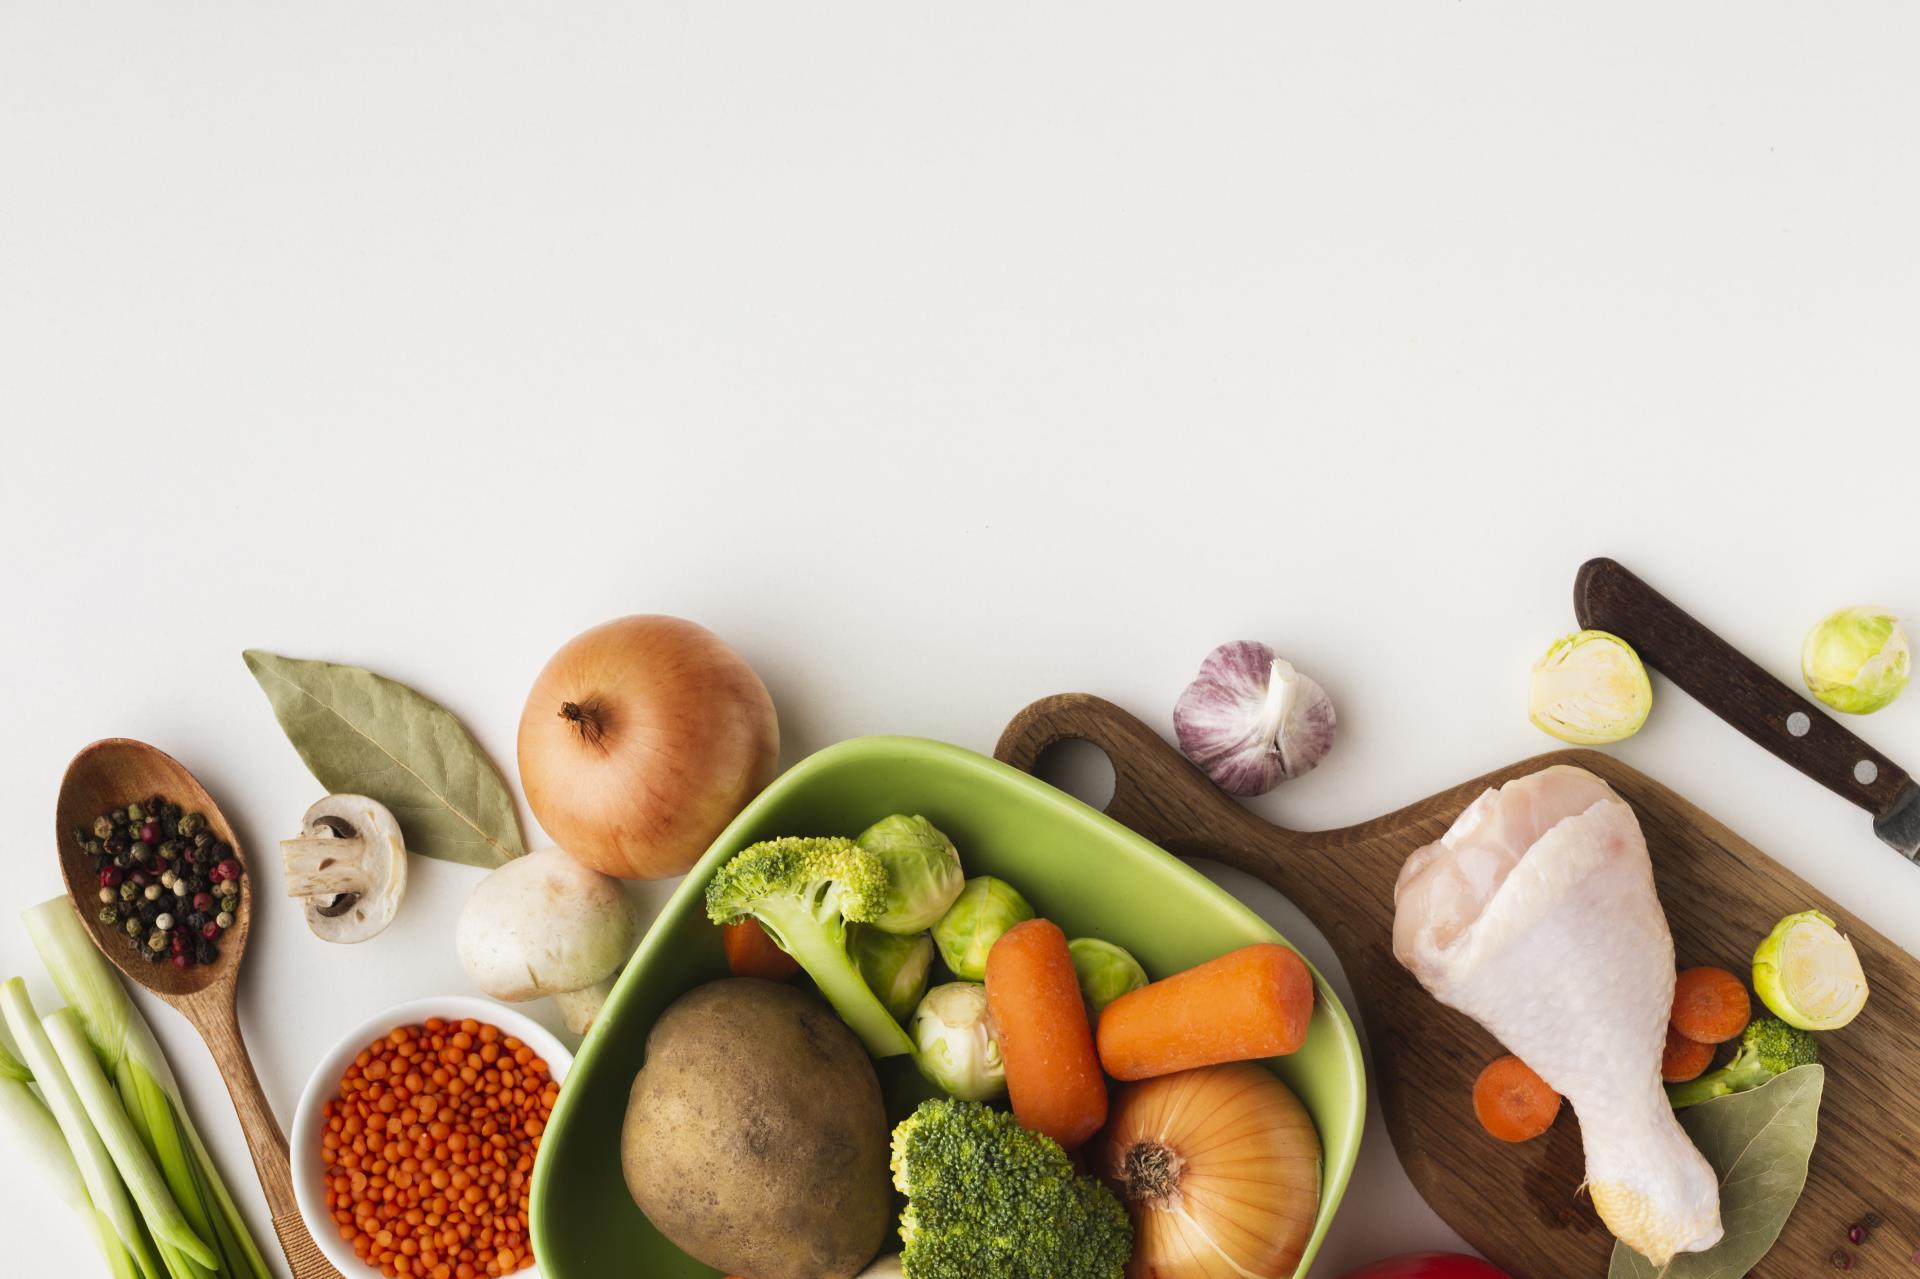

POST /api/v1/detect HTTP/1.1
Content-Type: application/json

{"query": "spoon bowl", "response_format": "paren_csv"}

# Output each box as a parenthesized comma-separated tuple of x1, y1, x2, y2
(55, 738, 255, 1001)
(54, 737, 341, 1279)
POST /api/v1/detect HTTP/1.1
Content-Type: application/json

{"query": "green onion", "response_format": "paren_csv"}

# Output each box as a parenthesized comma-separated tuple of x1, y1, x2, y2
(24, 898, 273, 1279)
(0, 1033, 143, 1279)
(0, 978, 163, 1279)
(44, 1007, 217, 1268)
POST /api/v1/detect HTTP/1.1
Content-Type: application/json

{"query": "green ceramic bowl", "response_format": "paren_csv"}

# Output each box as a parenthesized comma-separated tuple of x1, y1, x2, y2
(529, 736, 1366, 1278)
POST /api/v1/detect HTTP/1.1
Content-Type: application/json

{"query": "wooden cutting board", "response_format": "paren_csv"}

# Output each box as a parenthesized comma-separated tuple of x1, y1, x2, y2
(996, 693, 1920, 1279)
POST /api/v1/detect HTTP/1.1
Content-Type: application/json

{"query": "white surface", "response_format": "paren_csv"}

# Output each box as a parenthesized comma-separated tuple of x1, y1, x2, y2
(287, 996, 572, 1279)
(3, 3, 1917, 1275)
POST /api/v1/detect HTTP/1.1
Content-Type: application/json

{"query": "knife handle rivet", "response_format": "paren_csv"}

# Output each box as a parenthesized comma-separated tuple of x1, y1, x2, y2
(1787, 712, 1811, 737)
(1855, 760, 1879, 785)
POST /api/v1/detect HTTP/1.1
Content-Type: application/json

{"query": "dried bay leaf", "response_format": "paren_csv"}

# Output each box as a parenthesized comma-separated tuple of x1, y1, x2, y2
(1608, 1065, 1825, 1279)
(244, 650, 524, 868)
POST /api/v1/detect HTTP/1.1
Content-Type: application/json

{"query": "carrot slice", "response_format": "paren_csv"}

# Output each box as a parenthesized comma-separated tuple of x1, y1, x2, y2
(985, 918, 1108, 1149)
(1473, 1055, 1562, 1143)
(1661, 1024, 1715, 1083)
(1670, 966, 1751, 1045)
(721, 919, 800, 980)
(1095, 942, 1313, 1082)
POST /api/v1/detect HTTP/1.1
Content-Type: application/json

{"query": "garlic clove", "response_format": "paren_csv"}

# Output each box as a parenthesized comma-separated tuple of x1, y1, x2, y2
(1173, 641, 1337, 796)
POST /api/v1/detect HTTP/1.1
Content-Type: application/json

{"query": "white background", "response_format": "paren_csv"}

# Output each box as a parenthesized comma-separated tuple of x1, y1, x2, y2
(4, 3, 1918, 1276)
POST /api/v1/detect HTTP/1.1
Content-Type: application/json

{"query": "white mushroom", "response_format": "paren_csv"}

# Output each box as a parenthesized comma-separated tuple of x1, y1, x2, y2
(456, 847, 639, 1034)
(280, 795, 409, 943)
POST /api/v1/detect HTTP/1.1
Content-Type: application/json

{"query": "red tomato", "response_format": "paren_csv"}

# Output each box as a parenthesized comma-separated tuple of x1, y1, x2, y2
(1340, 1254, 1512, 1279)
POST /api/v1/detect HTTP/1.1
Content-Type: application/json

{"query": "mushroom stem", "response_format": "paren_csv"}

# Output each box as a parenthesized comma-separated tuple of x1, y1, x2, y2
(281, 834, 372, 898)
(553, 978, 617, 1035)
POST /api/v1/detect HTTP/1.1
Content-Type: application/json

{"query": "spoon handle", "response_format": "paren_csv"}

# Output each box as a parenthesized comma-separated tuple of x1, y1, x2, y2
(195, 997, 345, 1279)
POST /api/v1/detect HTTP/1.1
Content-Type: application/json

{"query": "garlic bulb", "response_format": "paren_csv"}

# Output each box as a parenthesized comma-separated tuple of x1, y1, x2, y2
(1173, 641, 1336, 795)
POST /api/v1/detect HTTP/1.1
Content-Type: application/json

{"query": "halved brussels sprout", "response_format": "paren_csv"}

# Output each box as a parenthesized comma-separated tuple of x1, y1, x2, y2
(1529, 629, 1653, 745)
(1802, 607, 1909, 714)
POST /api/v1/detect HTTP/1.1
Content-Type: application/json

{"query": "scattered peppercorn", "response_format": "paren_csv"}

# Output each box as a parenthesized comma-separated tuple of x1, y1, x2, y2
(321, 1018, 556, 1279)
(1848, 1222, 1869, 1245)
(78, 795, 241, 968)
(1830, 1248, 1852, 1270)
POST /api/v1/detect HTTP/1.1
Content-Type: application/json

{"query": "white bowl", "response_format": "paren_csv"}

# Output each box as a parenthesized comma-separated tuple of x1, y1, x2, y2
(290, 995, 575, 1279)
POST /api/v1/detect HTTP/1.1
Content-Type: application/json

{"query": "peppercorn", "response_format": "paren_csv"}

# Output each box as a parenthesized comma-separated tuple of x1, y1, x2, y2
(97, 905, 119, 926)
(145, 930, 165, 953)
(84, 839, 103, 858)
(106, 833, 128, 855)
(1848, 1222, 1868, 1245)
(192, 892, 214, 914)
(143, 884, 162, 902)
(99, 865, 124, 888)
(186, 911, 208, 931)
(1830, 1248, 1852, 1270)
(112, 851, 132, 869)
(178, 813, 204, 838)
(191, 829, 212, 849)
(199, 920, 219, 941)
(144, 948, 164, 963)
(110, 808, 128, 825)
(118, 882, 137, 903)
(123, 918, 142, 937)
(162, 802, 181, 821)
(126, 803, 144, 823)
(194, 939, 216, 965)
(215, 911, 234, 930)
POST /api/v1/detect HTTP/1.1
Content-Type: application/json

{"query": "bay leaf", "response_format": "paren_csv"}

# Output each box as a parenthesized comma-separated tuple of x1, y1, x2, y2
(1607, 1065, 1825, 1279)
(244, 650, 524, 869)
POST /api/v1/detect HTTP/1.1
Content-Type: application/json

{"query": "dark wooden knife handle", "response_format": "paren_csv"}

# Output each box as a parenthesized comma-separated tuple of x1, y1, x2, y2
(1573, 557, 1911, 819)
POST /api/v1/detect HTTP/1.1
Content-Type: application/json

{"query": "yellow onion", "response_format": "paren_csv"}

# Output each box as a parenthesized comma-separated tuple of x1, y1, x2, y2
(1097, 1064, 1321, 1279)
(518, 615, 778, 880)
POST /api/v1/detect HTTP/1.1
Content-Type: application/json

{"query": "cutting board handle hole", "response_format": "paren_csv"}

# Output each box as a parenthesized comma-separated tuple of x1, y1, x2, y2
(1033, 737, 1117, 813)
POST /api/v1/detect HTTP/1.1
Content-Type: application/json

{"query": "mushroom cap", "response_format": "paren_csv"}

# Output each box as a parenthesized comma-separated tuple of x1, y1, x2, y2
(289, 794, 409, 944)
(456, 847, 639, 1002)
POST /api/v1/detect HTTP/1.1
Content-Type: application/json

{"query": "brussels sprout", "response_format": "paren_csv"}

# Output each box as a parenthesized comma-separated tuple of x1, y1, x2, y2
(1802, 607, 1910, 714)
(1528, 629, 1652, 745)
(852, 926, 934, 1022)
(909, 982, 1006, 1102)
(1067, 938, 1147, 1017)
(1753, 909, 1869, 1031)
(930, 876, 1034, 981)
(856, 814, 966, 934)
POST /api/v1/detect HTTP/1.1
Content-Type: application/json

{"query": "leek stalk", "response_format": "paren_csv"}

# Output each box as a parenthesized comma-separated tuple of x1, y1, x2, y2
(0, 978, 163, 1279)
(45, 1008, 217, 1268)
(0, 1041, 143, 1279)
(24, 899, 273, 1279)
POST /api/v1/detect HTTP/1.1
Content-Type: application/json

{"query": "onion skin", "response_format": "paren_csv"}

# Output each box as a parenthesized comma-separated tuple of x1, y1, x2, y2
(1098, 1064, 1321, 1279)
(518, 615, 779, 880)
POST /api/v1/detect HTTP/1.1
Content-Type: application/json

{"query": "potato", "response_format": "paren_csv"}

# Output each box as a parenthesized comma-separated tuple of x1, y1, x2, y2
(622, 978, 892, 1279)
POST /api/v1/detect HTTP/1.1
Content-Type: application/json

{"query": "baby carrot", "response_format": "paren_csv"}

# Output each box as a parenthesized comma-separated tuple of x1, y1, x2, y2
(984, 918, 1108, 1149)
(721, 919, 800, 980)
(1670, 967, 1750, 1045)
(1473, 1055, 1562, 1143)
(1661, 1024, 1715, 1083)
(1095, 942, 1313, 1082)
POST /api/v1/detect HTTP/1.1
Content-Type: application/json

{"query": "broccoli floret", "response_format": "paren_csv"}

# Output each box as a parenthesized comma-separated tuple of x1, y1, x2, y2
(705, 836, 913, 1057)
(889, 1099, 1131, 1279)
(1667, 1015, 1818, 1110)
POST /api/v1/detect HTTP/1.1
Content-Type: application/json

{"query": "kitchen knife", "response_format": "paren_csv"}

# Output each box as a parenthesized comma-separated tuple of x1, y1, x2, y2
(1574, 556, 1920, 862)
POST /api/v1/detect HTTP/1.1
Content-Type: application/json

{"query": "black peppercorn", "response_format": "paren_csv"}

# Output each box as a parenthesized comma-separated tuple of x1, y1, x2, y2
(84, 839, 104, 858)
(113, 852, 132, 869)
(107, 833, 129, 855)
(195, 939, 217, 965)
(186, 911, 209, 931)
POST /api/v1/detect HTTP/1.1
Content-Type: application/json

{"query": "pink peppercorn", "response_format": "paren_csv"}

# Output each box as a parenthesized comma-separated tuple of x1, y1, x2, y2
(140, 822, 158, 844)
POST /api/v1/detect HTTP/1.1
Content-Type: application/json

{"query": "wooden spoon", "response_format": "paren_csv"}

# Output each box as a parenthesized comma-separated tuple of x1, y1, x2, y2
(55, 738, 342, 1279)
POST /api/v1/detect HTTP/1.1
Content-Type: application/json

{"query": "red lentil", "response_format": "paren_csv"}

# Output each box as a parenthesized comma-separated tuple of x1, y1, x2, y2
(321, 1017, 559, 1278)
